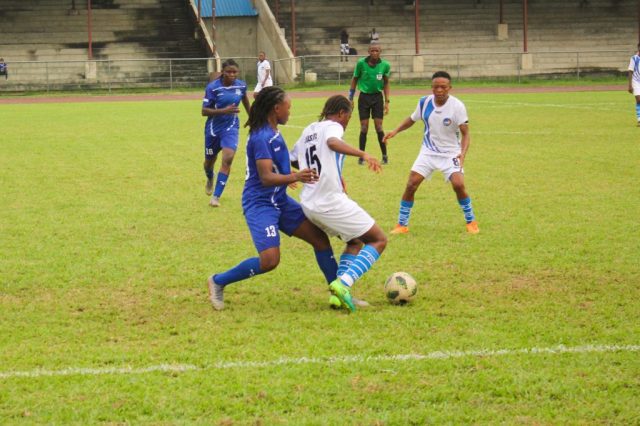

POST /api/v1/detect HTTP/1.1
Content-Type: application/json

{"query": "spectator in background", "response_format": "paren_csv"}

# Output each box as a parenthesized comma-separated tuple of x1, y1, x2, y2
(253, 51, 273, 99)
(369, 28, 379, 43)
(340, 29, 350, 62)
(0, 58, 7, 80)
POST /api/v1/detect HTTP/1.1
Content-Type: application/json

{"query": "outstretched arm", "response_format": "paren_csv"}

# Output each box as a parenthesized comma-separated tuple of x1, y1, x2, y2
(327, 137, 381, 173)
(383, 117, 415, 143)
(256, 159, 318, 187)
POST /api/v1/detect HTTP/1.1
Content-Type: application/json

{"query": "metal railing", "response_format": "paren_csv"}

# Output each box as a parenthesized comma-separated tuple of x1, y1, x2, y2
(277, 50, 631, 85)
(0, 50, 631, 93)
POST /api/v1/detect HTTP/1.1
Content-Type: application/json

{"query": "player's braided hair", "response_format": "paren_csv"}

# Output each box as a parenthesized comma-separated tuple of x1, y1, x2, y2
(319, 95, 352, 121)
(245, 86, 287, 132)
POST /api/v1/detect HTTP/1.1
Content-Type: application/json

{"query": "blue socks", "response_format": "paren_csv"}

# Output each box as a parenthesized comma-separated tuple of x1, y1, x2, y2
(398, 200, 414, 226)
(337, 253, 357, 277)
(399, 197, 475, 226)
(458, 197, 475, 224)
(213, 257, 262, 286)
(314, 249, 338, 284)
(636, 103, 640, 121)
(214, 250, 336, 287)
(213, 172, 229, 198)
(339, 245, 381, 287)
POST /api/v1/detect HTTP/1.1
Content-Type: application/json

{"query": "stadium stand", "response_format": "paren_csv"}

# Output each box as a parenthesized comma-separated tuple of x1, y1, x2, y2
(266, 0, 638, 80)
(0, 0, 208, 90)
(0, 0, 636, 90)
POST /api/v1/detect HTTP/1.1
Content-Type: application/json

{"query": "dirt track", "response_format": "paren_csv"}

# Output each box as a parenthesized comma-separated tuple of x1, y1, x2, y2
(0, 85, 626, 105)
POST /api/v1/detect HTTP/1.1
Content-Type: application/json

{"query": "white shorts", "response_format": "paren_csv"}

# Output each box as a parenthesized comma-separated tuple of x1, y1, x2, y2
(340, 43, 349, 55)
(633, 81, 640, 96)
(411, 145, 463, 181)
(302, 196, 375, 242)
(254, 81, 273, 94)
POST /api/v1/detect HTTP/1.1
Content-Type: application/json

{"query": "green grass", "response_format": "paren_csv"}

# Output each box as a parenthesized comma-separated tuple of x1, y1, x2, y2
(1, 89, 639, 424)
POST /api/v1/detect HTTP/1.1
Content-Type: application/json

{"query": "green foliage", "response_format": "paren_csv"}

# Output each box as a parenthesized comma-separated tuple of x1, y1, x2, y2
(1, 90, 639, 423)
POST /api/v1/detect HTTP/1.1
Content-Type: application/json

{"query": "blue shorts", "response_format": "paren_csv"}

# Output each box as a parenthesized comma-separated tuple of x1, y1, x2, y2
(204, 128, 239, 159)
(244, 196, 307, 253)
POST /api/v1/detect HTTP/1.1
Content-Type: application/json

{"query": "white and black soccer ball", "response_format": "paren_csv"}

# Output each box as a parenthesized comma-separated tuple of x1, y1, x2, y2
(384, 272, 418, 305)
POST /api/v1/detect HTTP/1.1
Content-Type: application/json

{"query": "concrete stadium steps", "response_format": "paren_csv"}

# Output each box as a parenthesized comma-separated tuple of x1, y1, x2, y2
(0, 0, 207, 91)
(2, 59, 209, 91)
(266, 0, 636, 80)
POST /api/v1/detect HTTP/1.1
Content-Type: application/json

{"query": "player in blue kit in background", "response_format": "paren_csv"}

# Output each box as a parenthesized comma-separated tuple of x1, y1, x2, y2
(207, 86, 338, 311)
(202, 59, 251, 207)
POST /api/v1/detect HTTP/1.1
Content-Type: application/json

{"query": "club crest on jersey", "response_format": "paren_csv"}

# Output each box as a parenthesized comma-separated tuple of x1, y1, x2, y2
(236, 89, 241, 96)
(376, 73, 383, 80)
(443, 118, 452, 126)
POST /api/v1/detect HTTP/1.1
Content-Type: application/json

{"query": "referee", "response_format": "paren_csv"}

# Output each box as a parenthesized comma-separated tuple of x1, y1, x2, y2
(348, 42, 391, 164)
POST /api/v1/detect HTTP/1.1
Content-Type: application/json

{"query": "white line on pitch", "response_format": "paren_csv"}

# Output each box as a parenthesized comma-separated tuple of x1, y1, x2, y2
(1, 344, 637, 380)
(465, 99, 624, 112)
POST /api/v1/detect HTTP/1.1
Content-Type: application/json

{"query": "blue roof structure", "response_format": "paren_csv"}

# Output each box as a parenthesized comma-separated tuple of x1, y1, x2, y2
(195, 0, 258, 17)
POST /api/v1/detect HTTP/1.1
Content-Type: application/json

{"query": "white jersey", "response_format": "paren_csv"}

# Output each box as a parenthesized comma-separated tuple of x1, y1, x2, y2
(257, 59, 273, 87)
(410, 94, 468, 157)
(291, 120, 346, 211)
(628, 54, 640, 84)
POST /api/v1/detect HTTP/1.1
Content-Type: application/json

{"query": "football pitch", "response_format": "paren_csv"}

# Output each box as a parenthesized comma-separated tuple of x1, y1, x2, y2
(1, 89, 639, 423)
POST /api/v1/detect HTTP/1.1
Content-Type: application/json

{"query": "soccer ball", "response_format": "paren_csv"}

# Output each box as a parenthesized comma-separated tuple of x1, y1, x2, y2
(384, 272, 418, 305)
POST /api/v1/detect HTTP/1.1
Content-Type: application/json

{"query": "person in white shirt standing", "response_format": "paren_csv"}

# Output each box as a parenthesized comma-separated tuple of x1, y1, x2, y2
(384, 70, 479, 235)
(628, 42, 640, 127)
(291, 95, 386, 313)
(254, 51, 273, 99)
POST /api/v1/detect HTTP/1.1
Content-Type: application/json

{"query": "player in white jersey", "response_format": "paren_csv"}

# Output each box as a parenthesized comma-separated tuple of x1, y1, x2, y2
(254, 51, 273, 99)
(291, 95, 386, 313)
(627, 42, 640, 127)
(384, 71, 479, 234)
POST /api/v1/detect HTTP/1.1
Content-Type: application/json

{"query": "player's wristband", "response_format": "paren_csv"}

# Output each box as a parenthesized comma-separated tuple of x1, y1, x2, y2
(348, 89, 355, 100)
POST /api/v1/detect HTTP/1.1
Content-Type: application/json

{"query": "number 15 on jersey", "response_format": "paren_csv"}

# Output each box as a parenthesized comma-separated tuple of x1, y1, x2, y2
(305, 145, 322, 175)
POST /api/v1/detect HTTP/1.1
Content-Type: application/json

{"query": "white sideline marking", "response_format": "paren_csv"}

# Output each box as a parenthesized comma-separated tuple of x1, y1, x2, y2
(466, 99, 624, 112)
(1, 344, 637, 379)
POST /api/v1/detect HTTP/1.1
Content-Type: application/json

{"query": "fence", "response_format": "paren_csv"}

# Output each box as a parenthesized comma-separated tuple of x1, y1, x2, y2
(281, 50, 631, 85)
(0, 50, 631, 92)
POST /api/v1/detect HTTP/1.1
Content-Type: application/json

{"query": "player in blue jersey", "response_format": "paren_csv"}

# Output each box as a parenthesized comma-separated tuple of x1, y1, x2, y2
(628, 43, 640, 127)
(206, 86, 338, 311)
(202, 59, 251, 207)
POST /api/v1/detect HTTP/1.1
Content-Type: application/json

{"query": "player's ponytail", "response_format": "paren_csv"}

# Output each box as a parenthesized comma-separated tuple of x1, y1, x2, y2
(319, 95, 352, 121)
(245, 86, 287, 132)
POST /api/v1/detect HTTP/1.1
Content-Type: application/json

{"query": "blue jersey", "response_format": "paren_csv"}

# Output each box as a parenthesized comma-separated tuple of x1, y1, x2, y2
(242, 125, 292, 210)
(202, 78, 247, 135)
